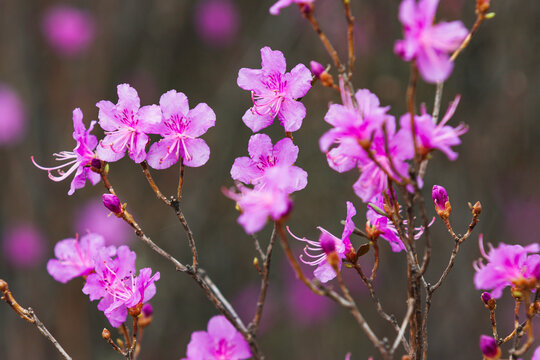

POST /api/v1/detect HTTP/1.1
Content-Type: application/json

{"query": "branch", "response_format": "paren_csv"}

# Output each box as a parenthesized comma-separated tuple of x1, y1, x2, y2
(391, 298, 415, 355)
(0, 279, 72, 360)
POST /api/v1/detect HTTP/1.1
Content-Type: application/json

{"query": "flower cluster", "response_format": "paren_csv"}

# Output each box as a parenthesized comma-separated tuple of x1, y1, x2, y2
(226, 47, 311, 234)
(33, 84, 216, 194)
(181, 315, 251, 360)
(47, 233, 160, 327)
(473, 235, 540, 299)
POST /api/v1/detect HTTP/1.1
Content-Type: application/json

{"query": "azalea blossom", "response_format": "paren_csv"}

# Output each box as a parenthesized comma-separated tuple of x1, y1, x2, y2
(224, 183, 291, 234)
(288, 202, 356, 283)
(2, 223, 46, 269)
(400, 96, 467, 161)
(181, 315, 251, 360)
(269, 0, 314, 15)
(96, 83, 162, 163)
(32, 108, 100, 195)
(146, 90, 216, 169)
(237, 46, 312, 132)
(47, 233, 115, 283)
(394, 0, 468, 83)
(230, 133, 307, 193)
(473, 235, 540, 298)
(82, 245, 160, 327)
(0, 84, 26, 146)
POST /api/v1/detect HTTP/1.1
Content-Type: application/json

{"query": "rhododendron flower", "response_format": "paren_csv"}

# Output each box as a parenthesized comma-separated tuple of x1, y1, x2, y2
(394, 0, 468, 83)
(2, 223, 46, 268)
(353, 123, 413, 203)
(400, 96, 467, 160)
(47, 233, 115, 284)
(0, 84, 26, 146)
(146, 90, 215, 169)
(32, 108, 100, 195)
(82, 245, 160, 327)
(289, 202, 356, 283)
(230, 134, 307, 193)
(41, 5, 95, 57)
(181, 315, 251, 360)
(269, 0, 314, 15)
(320, 86, 394, 168)
(96, 84, 161, 163)
(224, 183, 291, 234)
(473, 235, 540, 298)
(237, 46, 312, 132)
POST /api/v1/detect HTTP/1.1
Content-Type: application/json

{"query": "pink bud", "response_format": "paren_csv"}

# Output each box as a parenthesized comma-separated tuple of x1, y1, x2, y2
(310, 61, 325, 79)
(102, 194, 122, 214)
(481, 292, 492, 305)
(432, 185, 451, 219)
(480, 335, 499, 358)
(142, 303, 153, 317)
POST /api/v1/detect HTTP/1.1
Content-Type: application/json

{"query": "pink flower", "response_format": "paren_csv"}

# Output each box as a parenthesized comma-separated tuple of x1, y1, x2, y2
(473, 235, 540, 298)
(288, 202, 356, 283)
(394, 0, 468, 83)
(182, 315, 251, 360)
(195, 0, 239, 47)
(41, 5, 95, 57)
(146, 90, 215, 169)
(400, 96, 467, 160)
(2, 223, 46, 268)
(320, 85, 394, 174)
(0, 84, 26, 146)
(230, 134, 307, 193)
(32, 108, 100, 195)
(96, 84, 162, 163)
(237, 47, 312, 133)
(224, 183, 291, 234)
(82, 245, 160, 327)
(269, 0, 314, 15)
(47, 233, 115, 284)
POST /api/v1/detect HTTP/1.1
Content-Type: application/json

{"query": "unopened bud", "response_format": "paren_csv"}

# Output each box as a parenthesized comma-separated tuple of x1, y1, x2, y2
(90, 158, 102, 172)
(128, 303, 143, 317)
(102, 328, 111, 340)
(102, 194, 122, 214)
(481, 292, 491, 305)
(320, 72, 335, 88)
(142, 303, 153, 318)
(480, 335, 500, 359)
(472, 201, 482, 216)
(310, 61, 325, 79)
(432, 185, 451, 220)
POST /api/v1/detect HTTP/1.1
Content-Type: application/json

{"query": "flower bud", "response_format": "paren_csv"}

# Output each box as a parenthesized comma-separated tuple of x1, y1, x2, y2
(432, 185, 451, 220)
(472, 201, 482, 216)
(102, 194, 122, 214)
(310, 61, 325, 79)
(142, 303, 153, 318)
(102, 328, 111, 340)
(0, 279, 7, 292)
(481, 292, 491, 305)
(480, 335, 500, 359)
(128, 302, 143, 317)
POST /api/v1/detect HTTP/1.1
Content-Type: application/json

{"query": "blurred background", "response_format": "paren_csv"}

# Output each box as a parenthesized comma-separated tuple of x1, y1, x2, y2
(1, 0, 539, 359)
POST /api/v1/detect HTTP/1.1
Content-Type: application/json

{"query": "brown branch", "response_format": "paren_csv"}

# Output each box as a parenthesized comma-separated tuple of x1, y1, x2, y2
(140, 161, 171, 205)
(0, 280, 72, 360)
(342, 0, 355, 76)
(177, 158, 185, 203)
(249, 224, 277, 333)
(391, 298, 415, 355)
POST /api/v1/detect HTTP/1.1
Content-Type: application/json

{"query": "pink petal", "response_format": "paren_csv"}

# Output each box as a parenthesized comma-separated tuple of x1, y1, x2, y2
(285, 63, 312, 99)
(207, 315, 237, 341)
(237, 68, 264, 92)
(186, 103, 216, 138)
(96, 141, 126, 162)
(269, 0, 293, 15)
(260, 46, 286, 74)
(278, 99, 305, 132)
(416, 47, 453, 83)
(242, 108, 274, 133)
(429, 21, 468, 53)
(181, 138, 210, 167)
(230, 157, 262, 184)
(117, 83, 140, 112)
(146, 138, 180, 170)
(137, 104, 163, 132)
(247, 133, 273, 160)
(96, 100, 121, 131)
(159, 90, 189, 119)
(274, 137, 298, 166)
(127, 132, 148, 163)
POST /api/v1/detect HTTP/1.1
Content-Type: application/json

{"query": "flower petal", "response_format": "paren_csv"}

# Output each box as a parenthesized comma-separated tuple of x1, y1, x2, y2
(278, 99, 305, 132)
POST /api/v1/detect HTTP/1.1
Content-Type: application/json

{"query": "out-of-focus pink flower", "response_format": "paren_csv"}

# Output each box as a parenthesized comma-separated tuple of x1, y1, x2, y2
(47, 233, 115, 283)
(74, 199, 132, 246)
(400, 97, 467, 161)
(394, 0, 468, 83)
(479, 335, 499, 359)
(533, 346, 540, 360)
(82, 246, 160, 327)
(473, 235, 540, 298)
(146, 90, 215, 169)
(182, 315, 251, 360)
(2, 224, 46, 268)
(32, 108, 100, 195)
(230, 134, 307, 193)
(237, 46, 312, 133)
(289, 202, 356, 283)
(0, 84, 26, 146)
(224, 183, 291, 234)
(96, 84, 162, 163)
(41, 5, 95, 57)
(195, 0, 239, 47)
(269, 0, 314, 15)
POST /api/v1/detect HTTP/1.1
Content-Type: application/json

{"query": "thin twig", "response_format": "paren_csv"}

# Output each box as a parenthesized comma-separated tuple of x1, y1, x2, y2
(341, 0, 355, 76)
(177, 158, 185, 203)
(140, 161, 170, 205)
(0, 280, 72, 360)
(391, 298, 415, 355)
